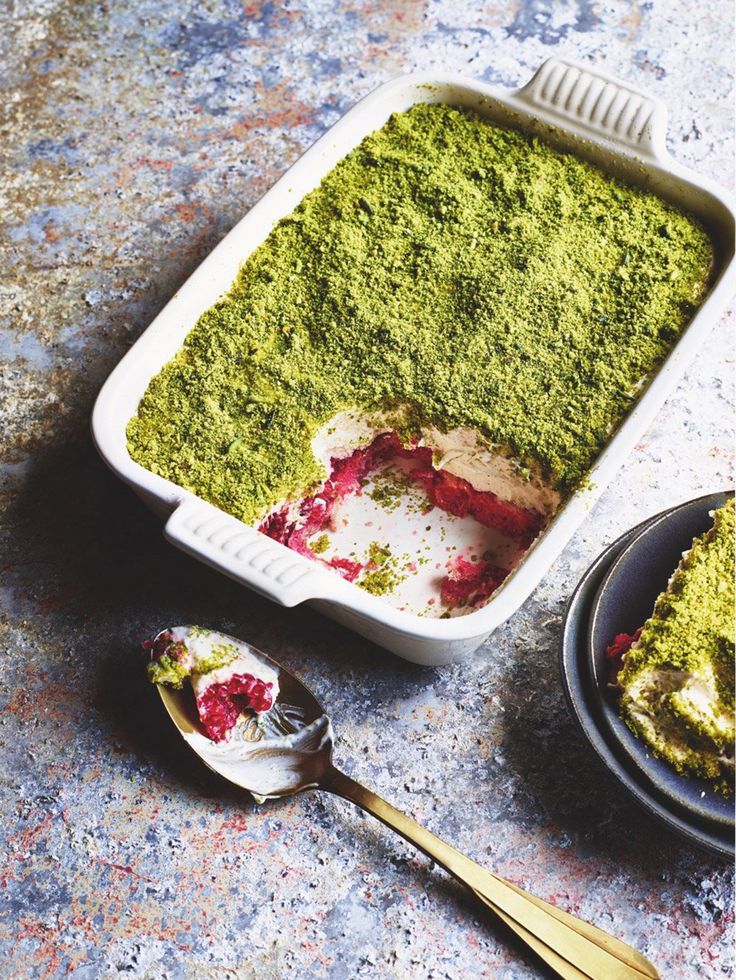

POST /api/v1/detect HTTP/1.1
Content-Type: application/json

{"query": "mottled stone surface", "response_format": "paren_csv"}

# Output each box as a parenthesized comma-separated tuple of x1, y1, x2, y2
(1, 1, 734, 977)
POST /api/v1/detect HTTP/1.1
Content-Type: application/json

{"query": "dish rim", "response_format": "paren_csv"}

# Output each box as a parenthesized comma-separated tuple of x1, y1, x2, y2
(91, 58, 736, 658)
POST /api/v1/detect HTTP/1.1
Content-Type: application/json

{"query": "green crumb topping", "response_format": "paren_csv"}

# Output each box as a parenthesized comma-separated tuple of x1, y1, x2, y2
(126, 103, 713, 525)
(619, 498, 735, 788)
(147, 647, 190, 688)
(194, 642, 238, 675)
(309, 533, 330, 554)
(359, 541, 408, 596)
(147, 638, 238, 688)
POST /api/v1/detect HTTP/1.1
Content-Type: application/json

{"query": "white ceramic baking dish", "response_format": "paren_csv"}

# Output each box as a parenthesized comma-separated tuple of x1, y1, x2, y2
(92, 57, 735, 666)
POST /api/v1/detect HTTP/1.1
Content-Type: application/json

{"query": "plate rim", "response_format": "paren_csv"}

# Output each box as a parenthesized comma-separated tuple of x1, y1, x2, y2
(559, 498, 735, 860)
(587, 491, 734, 828)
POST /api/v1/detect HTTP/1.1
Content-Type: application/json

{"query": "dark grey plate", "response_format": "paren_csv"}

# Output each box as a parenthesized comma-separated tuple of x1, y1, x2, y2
(560, 497, 734, 860)
(589, 491, 734, 830)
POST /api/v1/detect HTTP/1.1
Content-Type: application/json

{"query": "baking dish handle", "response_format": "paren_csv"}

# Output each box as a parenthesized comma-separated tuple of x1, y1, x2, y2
(516, 57, 668, 160)
(164, 498, 327, 607)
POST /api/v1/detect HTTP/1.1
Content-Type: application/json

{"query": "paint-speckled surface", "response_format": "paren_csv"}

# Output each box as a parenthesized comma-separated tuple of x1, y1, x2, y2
(1, 1, 734, 977)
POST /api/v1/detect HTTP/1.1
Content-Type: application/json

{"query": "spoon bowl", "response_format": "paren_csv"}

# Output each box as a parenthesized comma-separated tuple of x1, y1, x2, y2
(158, 646, 334, 799)
(154, 626, 660, 979)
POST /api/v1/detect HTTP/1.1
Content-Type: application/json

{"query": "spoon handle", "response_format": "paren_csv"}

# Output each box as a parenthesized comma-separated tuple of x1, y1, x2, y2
(323, 767, 659, 980)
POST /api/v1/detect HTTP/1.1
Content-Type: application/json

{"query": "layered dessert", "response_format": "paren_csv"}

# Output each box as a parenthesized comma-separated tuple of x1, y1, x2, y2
(127, 103, 713, 616)
(148, 626, 334, 798)
(147, 626, 279, 743)
(607, 499, 735, 790)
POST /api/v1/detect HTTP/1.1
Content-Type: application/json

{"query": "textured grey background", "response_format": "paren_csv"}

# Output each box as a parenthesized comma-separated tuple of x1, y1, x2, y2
(1, 1, 734, 977)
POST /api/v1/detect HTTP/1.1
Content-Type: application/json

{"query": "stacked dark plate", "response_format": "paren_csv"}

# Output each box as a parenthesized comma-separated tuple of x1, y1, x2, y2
(560, 490, 735, 858)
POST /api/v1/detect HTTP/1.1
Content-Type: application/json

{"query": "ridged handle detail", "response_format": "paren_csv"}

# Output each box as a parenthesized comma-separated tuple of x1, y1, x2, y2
(517, 58, 668, 158)
(164, 499, 321, 606)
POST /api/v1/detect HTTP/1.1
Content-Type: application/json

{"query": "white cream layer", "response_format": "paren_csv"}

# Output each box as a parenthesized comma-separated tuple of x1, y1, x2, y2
(625, 665, 734, 774)
(184, 711, 334, 800)
(168, 626, 280, 703)
(310, 407, 560, 515)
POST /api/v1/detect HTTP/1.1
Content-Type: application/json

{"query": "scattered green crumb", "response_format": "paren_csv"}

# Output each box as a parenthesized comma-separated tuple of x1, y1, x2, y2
(358, 541, 409, 596)
(187, 625, 211, 638)
(367, 476, 408, 513)
(127, 103, 713, 529)
(367, 468, 429, 515)
(309, 533, 330, 554)
(147, 639, 237, 688)
(367, 540, 392, 566)
(368, 486, 400, 513)
(194, 642, 239, 675)
(359, 564, 408, 596)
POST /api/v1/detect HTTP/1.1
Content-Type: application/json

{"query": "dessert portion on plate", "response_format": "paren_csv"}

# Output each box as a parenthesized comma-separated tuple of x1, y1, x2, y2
(147, 626, 279, 743)
(607, 498, 735, 791)
(127, 103, 713, 616)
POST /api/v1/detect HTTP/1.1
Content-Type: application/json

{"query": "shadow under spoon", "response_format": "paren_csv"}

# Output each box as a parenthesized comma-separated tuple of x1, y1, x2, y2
(158, 628, 660, 980)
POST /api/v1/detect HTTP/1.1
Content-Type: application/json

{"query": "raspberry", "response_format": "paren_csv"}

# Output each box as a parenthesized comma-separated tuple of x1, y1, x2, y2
(328, 557, 364, 582)
(440, 556, 508, 609)
(605, 628, 642, 686)
(196, 672, 275, 743)
(411, 466, 543, 539)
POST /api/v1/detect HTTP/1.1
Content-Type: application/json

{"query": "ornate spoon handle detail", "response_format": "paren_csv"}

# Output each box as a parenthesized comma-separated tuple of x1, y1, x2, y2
(324, 768, 659, 980)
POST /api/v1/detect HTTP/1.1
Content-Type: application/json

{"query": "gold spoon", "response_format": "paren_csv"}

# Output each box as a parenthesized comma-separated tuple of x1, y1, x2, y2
(156, 628, 659, 980)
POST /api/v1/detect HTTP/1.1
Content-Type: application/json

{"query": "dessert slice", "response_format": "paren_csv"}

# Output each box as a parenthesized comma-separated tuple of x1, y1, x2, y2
(147, 626, 279, 743)
(608, 498, 735, 788)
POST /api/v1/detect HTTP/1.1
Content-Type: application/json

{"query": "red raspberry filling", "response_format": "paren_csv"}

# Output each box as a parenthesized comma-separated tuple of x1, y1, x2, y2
(144, 629, 188, 663)
(259, 429, 544, 603)
(410, 466, 543, 541)
(259, 431, 406, 559)
(439, 556, 509, 608)
(195, 673, 275, 743)
(605, 628, 642, 686)
(327, 557, 364, 582)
